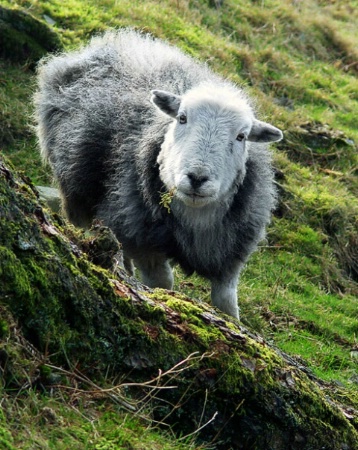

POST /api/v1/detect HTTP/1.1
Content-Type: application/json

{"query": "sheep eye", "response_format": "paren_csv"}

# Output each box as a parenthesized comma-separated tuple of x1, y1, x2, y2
(236, 133, 245, 142)
(178, 113, 187, 124)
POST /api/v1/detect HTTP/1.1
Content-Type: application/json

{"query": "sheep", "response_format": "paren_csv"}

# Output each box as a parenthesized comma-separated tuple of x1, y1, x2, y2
(34, 29, 283, 319)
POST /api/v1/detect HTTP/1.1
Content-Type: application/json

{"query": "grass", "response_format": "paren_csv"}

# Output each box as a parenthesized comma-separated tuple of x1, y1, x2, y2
(0, 0, 357, 445)
(241, 243, 357, 386)
(1, 389, 195, 449)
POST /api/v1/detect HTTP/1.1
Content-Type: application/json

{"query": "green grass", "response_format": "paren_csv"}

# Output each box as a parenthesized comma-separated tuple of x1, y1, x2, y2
(1, 389, 195, 449)
(0, 59, 49, 184)
(240, 245, 357, 385)
(0, 0, 357, 445)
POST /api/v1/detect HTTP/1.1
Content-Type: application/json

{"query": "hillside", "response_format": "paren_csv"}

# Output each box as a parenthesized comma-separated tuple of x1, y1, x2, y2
(0, 0, 357, 448)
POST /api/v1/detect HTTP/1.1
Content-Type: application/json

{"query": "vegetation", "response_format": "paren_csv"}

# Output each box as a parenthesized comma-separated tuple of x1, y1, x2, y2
(1, 156, 358, 449)
(0, 0, 357, 448)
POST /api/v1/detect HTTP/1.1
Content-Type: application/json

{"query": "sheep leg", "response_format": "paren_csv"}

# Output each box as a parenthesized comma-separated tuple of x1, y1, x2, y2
(135, 253, 174, 290)
(124, 254, 135, 276)
(116, 251, 135, 276)
(210, 265, 242, 320)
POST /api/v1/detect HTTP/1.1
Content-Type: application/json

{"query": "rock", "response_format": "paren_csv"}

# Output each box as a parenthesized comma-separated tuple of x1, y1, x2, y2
(36, 186, 61, 213)
(0, 6, 62, 66)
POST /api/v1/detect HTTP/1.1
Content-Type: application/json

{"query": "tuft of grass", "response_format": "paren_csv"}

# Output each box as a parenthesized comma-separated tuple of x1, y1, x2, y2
(1, 389, 195, 450)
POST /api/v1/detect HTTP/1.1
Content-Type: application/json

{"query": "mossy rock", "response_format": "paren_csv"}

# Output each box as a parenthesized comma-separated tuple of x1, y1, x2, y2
(0, 6, 62, 66)
(1, 156, 358, 449)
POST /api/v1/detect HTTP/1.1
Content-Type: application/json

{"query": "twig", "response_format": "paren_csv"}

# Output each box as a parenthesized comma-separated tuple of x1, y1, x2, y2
(210, 399, 245, 444)
(178, 411, 218, 441)
(45, 352, 215, 418)
(198, 389, 209, 430)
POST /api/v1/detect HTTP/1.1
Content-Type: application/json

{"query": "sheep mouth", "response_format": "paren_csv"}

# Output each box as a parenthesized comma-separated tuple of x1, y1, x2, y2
(177, 191, 214, 207)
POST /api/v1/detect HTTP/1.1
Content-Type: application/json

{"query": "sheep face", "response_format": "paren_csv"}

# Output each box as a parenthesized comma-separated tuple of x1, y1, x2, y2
(152, 85, 282, 209)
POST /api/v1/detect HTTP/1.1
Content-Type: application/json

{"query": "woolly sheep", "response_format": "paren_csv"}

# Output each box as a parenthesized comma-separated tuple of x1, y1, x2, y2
(34, 29, 283, 319)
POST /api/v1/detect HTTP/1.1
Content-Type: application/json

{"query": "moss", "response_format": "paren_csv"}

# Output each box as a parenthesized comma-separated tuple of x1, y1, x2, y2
(154, 292, 204, 317)
(0, 319, 9, 339)
(0, 409, 15, 450)
(277, 222, 325, 257)
(150, 288, 325, 416)
(0, 246, 34, 300)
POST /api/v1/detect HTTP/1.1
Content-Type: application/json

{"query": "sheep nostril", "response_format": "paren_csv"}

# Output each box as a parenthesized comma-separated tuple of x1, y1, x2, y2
(187, 173, 209, 189)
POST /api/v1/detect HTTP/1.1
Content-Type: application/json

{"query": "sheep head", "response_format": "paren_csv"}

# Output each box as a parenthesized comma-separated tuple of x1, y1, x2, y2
(151, 83, 282, 209)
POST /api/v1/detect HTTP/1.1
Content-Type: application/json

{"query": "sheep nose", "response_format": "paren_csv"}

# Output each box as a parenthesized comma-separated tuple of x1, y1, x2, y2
(187, 173, 209, 189)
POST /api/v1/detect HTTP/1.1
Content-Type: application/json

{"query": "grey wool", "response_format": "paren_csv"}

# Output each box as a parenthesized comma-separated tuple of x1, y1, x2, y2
(34, 29, 283, 319)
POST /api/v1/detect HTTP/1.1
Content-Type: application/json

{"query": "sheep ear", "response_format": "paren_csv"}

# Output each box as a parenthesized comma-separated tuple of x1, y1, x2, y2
(151, 90, 181, 118)
(248, 119, 283, 143)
